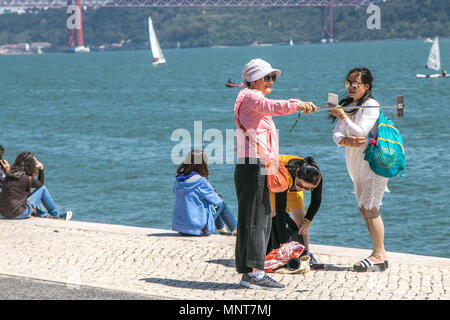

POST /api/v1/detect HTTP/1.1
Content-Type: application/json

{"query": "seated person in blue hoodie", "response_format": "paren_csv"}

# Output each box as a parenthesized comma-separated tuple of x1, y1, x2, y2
(172, 150, 237, 236)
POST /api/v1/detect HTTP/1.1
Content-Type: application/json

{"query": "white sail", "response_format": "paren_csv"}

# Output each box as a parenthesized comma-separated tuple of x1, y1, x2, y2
(148, 17, 166, 65)
(426, 37, 440, 71)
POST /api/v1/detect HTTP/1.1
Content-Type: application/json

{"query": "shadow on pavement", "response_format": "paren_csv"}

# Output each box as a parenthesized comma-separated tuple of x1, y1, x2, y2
(321, 264, 353, 271)
(147, 233, 180, 237)
(140, 278, 243, 291)
(206, 258, 235, 268)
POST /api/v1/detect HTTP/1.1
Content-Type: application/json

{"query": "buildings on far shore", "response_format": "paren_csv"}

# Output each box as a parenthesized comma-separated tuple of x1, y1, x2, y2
(0, 40, 146, 54)
(0, 42, 51, 55)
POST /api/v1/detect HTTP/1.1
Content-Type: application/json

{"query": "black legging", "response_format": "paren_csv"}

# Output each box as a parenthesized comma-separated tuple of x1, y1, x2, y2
(234, 158, 272, 273)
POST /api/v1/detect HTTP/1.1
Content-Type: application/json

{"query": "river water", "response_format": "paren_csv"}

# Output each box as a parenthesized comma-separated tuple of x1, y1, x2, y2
(1, 39, 448, 257)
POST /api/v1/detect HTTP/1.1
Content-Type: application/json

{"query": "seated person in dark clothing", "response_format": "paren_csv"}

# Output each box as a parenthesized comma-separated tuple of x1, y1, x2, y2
(0, 145, 10, 193)
(268, 155, 323, 265)
(0, 151, 72, 220)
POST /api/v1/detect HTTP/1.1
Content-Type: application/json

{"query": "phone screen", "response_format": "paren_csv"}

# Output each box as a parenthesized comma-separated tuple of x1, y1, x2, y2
(328, 93, 338, 106)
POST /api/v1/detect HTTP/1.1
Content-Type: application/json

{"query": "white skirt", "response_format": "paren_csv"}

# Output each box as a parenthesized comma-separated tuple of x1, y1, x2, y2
(346, 146, 389, 210)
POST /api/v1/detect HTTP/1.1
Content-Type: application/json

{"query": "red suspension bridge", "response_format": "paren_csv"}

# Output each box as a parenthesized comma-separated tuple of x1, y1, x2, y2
(0, 0, 378, 48)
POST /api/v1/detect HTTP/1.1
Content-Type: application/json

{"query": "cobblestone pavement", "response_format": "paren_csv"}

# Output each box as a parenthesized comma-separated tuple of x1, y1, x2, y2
(0, 218, 448, 300)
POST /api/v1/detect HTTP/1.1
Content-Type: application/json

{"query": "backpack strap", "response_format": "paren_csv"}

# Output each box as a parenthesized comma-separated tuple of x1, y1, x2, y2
(235, 101, 270, 162)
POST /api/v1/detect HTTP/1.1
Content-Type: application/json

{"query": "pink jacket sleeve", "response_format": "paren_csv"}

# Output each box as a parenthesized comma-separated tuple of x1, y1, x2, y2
(243, 91, 301, 116)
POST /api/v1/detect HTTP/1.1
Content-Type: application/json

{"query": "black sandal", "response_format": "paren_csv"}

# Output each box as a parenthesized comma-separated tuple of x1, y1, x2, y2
(353, 258, 387, 272)
(219, 231, 237, 237)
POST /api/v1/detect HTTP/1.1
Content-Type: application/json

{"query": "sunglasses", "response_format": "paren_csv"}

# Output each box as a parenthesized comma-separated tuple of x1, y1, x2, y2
(344, 80, 364, 89)
(295, 180, 315, 191)
(264, 74, 277, 82)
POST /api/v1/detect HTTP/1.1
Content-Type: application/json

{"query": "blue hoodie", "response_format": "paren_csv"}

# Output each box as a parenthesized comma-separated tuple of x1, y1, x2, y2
(172, 173, 223, 235)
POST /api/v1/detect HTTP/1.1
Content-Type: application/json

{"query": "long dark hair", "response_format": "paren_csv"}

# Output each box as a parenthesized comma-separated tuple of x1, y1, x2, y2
(286, 157, 321, 186)
(328, 67, 375, 123)
(176, 149, 209, 179)
(7, 151, 36, 180)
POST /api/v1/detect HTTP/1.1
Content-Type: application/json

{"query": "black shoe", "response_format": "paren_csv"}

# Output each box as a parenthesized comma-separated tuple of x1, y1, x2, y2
(239, 273, 285, 291)
(59, 211, 72, 221)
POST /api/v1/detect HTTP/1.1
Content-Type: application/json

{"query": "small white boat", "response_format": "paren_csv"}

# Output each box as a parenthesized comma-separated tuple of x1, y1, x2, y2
(289, 39, 294, 46)
(64, 45, 90, 53)
(416, 73, 448, 78)
(416, 37, 448, 78)
(74, 46, 90, 53)
(148, 17, 166, 66)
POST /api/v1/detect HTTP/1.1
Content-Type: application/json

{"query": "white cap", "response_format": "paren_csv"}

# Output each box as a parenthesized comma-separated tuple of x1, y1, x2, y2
(241, 58, 281, 83)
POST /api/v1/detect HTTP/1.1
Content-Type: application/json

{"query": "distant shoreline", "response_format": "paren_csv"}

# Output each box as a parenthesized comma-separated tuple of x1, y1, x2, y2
(2, 36, 448, 56)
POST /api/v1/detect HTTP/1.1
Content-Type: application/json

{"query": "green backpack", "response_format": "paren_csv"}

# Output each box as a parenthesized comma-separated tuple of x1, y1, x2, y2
(364, 111, 406, 178)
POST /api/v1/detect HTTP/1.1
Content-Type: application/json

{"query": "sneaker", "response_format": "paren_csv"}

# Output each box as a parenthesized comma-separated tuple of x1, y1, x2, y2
(308, 252, 319, 265)
(239, 273, 285, 291)
(59, 211, 72, 221)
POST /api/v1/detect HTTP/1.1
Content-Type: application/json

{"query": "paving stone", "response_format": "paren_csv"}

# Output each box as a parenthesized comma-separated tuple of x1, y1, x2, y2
(0, 218, 449, 300)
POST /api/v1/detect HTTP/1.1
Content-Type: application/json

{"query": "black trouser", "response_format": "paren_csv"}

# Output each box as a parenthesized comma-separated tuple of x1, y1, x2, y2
(234, 158, 272, 274)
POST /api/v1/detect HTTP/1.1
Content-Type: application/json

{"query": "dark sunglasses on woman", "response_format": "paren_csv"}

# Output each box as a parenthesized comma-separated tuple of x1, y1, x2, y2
(264, 74, 277, 82)
(295, 180, 315, 191)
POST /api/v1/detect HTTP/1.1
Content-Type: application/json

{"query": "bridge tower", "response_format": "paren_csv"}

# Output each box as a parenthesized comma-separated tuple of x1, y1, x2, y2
(67, 0, 88, 52)
(321, 3, 334, 43)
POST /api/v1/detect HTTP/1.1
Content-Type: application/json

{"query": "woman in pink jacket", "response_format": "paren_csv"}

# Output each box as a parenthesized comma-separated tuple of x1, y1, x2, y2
(234, 58, 317, 290)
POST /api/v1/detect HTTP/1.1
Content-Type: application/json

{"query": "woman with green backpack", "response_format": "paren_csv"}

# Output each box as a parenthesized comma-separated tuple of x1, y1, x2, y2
(327, 67, 389, 272)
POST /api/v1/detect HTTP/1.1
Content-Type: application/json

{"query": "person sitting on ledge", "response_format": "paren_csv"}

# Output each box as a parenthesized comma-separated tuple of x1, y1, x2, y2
(0, 145, 10, 193)
(172, 149, 237, 236)
(0, 151, 72, 220)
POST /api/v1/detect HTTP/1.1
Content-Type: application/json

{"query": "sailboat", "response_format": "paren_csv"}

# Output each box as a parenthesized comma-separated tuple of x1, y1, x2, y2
(416, 37, 448, 78)
(148, 17, 166, 66)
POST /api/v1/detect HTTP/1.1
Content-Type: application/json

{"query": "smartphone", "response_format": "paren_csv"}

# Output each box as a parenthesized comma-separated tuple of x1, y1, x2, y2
(328, 93, 338, 106)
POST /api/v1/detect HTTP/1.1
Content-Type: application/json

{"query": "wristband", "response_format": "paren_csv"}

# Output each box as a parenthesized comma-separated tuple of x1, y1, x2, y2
(302, 218, 311, 227)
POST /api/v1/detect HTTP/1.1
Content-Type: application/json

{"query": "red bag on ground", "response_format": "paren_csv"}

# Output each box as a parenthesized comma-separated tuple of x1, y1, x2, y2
(264, 241, 305, 273)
